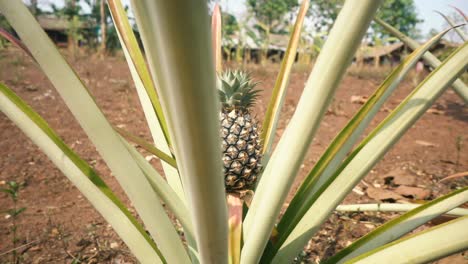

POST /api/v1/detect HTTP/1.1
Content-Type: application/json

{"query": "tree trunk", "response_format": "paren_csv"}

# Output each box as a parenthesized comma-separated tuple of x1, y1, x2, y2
(374, 54, 380, 68)
(100, 0, 107, 54)
(67, 0, 76, 54)
(236, 46, 243, 64)
(30, 0, 38, 16)
(261, 27, 270, 65)
(245, 48, 251, 65)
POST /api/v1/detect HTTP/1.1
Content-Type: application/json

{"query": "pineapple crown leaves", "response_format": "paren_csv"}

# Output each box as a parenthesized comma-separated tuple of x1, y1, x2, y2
(217, 70, 261, 111)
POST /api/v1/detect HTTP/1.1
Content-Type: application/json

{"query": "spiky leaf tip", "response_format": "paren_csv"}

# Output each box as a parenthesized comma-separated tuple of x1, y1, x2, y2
(217, 70, 260, 111)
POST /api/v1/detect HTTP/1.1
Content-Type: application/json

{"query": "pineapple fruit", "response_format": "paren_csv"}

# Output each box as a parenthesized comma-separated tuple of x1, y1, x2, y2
(218, 70, 262, 192)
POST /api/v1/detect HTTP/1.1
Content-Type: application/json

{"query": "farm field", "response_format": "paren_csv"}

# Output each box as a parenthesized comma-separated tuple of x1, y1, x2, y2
(0, 48, 467, 263)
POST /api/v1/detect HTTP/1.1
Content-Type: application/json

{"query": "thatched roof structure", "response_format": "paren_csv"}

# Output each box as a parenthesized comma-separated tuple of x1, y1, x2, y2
(356, 42, 405, 59)
(223, 32, 290, 51)
(36, 15, 96, 47)
(37, 15, 95, 31)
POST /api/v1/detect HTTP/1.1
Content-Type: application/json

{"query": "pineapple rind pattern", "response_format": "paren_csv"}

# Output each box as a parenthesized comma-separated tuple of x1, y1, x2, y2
(217, 70, 262, 193)
(221, 110, 262, 191)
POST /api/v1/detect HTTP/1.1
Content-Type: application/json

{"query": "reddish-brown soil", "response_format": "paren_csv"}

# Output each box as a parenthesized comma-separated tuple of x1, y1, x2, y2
(0, 48, 467, 263)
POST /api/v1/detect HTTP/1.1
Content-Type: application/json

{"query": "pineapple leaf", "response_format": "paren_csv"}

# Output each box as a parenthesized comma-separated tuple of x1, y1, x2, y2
(273, 41, 468, 263)
(108, 0, 186, 203)
(131, 1, 228, 262)
(374, 17, 468, 103)
(0, 82, 163, 262)
(274, 26, 456, 255)
(108, 0, 171, 146)
(0, 1, 190, 261)
(434, 11, 467, 41)
(324, 187, 468, 263)
(347, 216, 468, 264)
(261, 0, 310, 158)
(115, 127, 178, 168)
(217, 70, 260, 111)
(242, 2, 383, 262)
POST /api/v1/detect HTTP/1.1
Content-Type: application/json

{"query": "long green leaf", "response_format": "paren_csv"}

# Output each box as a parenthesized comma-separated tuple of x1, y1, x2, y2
(107, 0, 186, 202)
(227, 194, 243, 264)
(260, 0, 309, 159)
(116, 127, 177, 168)
(347, 216, 468, 264)
(273, 42, 468, 263)
(274, 27, 453, 250)
(121, 135, 200, 263)
(434, 11, 467, 41)
(112, 1, 197, 260)
(107, 0, 171, 144)
(119, 138, 194, 238)
(335, 203, 468, 217)
(241, 2, 383, 263)
(324, 188, 468, 263)
(0, 1, 190, 262)
(130, 1, 228, 263)
(0, 83, 163, 263)
(374, 17, 468, 103)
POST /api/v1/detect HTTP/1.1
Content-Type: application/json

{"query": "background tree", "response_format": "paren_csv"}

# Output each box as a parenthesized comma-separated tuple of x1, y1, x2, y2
(100, 0, 106, 53)
(308, 0, 422, 43)
(50, 0, 83, 53)
(233, 12, 257, 65)
(82, 0, 122, 53)
(246, 0, 299, 64)
(308, 0, 343, 34)
(27, 0, 42, 17)
(50, 0, 81, 20)
(371, 0, 423, 40)
(221, 12, 239, 62)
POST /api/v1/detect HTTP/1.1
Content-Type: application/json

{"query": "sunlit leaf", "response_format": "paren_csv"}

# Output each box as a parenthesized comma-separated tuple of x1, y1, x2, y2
(107, 0, 171, 144)
(324, 188, 468, 263)
(107, 0, 185, 202)
(131, 1, 228, 263)
(335, 203, 468, 217)
(242, 2, 383, 263)
(0, 1, 190, 262)
(374, 17, 468, 103)
(275, 27, 454, 251)
(0, 83, 163, 263)
(260, 0, 310, 159)
(347, 216, 468, 264)
(273, 41, 468, 263)
(116, 127, 177, 168)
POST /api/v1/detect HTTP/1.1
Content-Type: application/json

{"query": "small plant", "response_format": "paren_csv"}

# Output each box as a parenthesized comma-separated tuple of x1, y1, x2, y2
(0, 0, 467, 263)
(1, 180, 27, 264)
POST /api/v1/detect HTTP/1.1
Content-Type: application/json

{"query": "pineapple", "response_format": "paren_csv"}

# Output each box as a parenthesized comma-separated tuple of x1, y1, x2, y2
(218, 70, 262, 192)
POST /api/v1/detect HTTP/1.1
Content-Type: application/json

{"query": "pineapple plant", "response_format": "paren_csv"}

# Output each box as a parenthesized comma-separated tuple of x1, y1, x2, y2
(1, 0, 467, 263)
(218, 70, 262, 192)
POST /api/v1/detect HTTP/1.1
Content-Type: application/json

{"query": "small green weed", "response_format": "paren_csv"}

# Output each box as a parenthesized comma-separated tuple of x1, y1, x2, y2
(1, 180, 27, 264)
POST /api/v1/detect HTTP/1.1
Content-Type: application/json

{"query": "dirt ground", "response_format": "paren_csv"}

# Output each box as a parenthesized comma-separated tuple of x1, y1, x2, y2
(0, 48, 467, 263)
